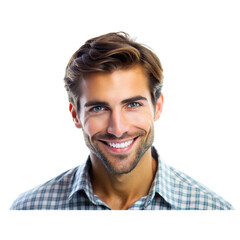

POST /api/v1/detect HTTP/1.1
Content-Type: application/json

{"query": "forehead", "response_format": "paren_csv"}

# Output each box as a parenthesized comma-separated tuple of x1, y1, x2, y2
(80, 65, 151, 103)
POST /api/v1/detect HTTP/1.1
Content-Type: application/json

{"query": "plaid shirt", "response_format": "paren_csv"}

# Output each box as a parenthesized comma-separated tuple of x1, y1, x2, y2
(10, 147, 233, 210)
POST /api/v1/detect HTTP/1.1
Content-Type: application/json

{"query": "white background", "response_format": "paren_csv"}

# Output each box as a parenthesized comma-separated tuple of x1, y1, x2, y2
(0, 0, 239, 238)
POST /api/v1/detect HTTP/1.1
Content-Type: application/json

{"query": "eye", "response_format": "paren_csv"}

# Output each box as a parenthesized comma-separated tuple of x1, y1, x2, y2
(89, 106, 105, 113)
(128, 102, 141, 108)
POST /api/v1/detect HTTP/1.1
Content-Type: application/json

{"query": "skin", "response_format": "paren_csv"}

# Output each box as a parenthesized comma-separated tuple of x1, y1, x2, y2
(70, 65, 163, 209)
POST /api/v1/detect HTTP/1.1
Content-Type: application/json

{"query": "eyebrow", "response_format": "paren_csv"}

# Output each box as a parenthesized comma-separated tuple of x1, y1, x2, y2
(121, 96, 147, 105)
(84, 96, 148, 108)
(84, 101, 109, 108)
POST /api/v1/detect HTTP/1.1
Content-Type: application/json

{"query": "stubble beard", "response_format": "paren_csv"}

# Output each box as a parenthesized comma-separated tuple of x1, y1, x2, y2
(82, 127, 154, 175)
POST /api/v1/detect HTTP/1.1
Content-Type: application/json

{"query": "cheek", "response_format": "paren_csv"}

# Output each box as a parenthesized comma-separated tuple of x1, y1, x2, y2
(127, 110, 154, 131)
(137, 118, 153, 132)
(82, 115, 108, 136)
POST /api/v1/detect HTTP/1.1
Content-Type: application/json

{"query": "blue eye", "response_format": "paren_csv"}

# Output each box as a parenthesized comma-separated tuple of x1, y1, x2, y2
(128, 102, 140, 108)
(90, 106, 105, 112)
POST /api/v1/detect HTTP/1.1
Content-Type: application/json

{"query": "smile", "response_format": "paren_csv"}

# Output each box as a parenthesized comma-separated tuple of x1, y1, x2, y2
(99, 137, 138, 152)
(106, 140, 133, 149)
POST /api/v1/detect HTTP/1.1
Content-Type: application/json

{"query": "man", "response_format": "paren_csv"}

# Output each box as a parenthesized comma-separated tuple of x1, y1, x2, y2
(11, 32, 233, 210)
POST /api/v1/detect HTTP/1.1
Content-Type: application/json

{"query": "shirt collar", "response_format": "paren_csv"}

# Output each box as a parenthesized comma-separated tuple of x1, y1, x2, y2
(69, 147, 176, 208)
(150, 147, 177, 207)
(68, 156, 97, 204)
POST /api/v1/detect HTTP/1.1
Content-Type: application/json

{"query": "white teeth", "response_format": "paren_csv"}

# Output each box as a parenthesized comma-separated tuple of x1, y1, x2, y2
(107, 140, 134, 148)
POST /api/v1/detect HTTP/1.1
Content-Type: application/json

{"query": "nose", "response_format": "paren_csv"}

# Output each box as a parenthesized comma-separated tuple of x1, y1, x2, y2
(107, 109, 129, 138)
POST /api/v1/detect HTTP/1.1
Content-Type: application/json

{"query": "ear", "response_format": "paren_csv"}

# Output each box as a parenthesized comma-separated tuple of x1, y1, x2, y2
(154, 94, 164, 121)
(69, 103, 82, 129)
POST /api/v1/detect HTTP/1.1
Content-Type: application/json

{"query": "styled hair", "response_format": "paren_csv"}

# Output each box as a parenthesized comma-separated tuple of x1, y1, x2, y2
(64, 32, 163, 113)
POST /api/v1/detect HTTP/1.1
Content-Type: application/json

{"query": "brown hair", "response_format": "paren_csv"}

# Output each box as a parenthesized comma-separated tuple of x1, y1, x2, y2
(64, 32, 163, 113)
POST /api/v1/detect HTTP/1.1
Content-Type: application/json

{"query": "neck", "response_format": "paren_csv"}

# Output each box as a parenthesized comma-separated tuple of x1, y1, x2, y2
(90, 148, 157, 210)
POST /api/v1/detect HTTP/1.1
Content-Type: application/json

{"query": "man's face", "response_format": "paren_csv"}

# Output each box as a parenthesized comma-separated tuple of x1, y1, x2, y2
(75, 65, 162, 175)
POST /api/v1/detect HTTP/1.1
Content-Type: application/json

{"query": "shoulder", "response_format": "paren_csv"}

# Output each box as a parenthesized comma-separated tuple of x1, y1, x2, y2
(168, 165, 233, 210)
(10, 166, 81, 210)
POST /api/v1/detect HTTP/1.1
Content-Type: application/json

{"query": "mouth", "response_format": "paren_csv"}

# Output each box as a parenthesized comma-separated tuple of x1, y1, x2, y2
(98, 137, 138, 153)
